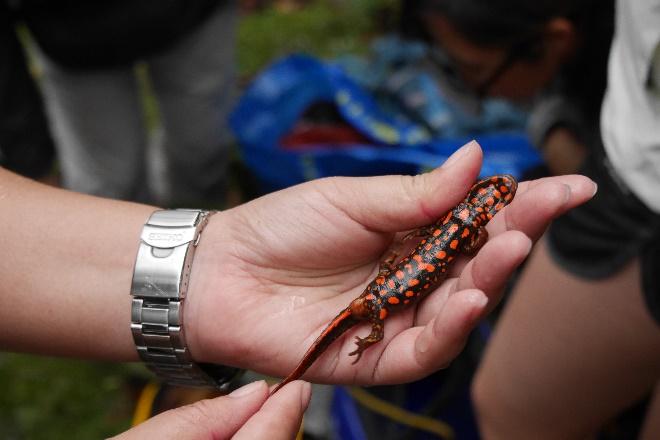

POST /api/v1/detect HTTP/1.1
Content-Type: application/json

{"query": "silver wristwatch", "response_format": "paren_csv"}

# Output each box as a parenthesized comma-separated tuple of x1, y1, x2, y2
(130, 209, 242, 389)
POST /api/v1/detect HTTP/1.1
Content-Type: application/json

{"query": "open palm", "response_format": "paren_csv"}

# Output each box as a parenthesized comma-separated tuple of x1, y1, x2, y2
(185, 141, 596, 386)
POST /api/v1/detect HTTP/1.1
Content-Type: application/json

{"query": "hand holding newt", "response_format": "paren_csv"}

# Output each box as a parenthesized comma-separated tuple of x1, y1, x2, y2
(183, 141, 597, 390)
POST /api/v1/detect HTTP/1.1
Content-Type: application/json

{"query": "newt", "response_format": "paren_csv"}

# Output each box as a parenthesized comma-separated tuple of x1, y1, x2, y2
(271, 175, 517, 394)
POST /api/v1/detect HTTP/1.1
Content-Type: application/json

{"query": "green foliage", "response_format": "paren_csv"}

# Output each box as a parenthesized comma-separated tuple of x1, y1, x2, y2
(0, 354, 144, 439)
(238, 0, 398, 77)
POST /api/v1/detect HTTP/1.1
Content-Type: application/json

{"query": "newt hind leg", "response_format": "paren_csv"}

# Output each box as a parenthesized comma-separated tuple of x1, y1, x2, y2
(461, 226, 488, 255)
(348, 319, 384, 364)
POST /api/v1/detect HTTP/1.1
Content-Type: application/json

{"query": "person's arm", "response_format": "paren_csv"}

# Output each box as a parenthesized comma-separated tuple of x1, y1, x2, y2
(0, 167, 151, 360)
(0, 140, 597, 385)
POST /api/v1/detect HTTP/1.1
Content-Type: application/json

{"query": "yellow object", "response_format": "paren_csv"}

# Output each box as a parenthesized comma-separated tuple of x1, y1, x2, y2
(131, 382, 161, 426)
(348, 386, 455, 439)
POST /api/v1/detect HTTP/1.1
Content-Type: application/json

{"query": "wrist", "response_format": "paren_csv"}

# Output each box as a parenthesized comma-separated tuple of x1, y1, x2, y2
(130, 209, 242, 388)
(184, 209, 237, 364)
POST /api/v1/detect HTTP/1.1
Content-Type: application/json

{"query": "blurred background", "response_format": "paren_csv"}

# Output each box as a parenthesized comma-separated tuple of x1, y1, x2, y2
(1, 0, 653, 438)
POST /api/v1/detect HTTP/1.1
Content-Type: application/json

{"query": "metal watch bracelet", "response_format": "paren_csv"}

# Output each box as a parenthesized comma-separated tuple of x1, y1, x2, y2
(130, 209, 242, 389)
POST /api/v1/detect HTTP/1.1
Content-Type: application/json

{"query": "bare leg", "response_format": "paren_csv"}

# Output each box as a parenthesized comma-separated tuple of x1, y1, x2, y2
(641, 384, 660, 440)
(472, 238, 660, 439)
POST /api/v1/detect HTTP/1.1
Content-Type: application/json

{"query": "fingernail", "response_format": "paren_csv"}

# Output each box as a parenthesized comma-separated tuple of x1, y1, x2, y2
(300, 382, 312, 407)
(466, 290, 488, 309)
(591, 182, 598, 197)
(442, 140, 478, 169)
(229, 380, 266, 398)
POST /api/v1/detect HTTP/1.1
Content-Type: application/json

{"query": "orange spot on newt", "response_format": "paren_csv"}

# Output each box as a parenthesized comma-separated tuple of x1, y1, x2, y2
(500, 185, 509, 193)
(379, 308, 388, 320)
(408, 279, 420, 287)
(395, 270, 405, 279)
(461, 228, 470, 238)
(405, 290, 415, 297)
(436, 250, 447, 259)
(458, 208, 470, 221)
(426, 264, 436, 273)
(365, 293, 376, 301)
(450, 239, 459, 249)
(387, 296, 400, 305)
(413, 254, 423, 263)
(387, 279, 396, 289)
(433, 229, 442, 236)
(376, 277, 385, 285)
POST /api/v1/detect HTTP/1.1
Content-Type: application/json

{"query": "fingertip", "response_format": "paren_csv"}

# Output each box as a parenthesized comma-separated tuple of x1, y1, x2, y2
(421, 141, 483, 219)
(463, 288, 489, 309)
(435, 289, 488, 334)
(267, 380, 312, 410)
(301, 381, 312, 408)
(234, 381, 311, 440)
(229, 380, 268, 399)
(507, 229, 533, 254)
(440, 140, 483, 169)
(563, 174, 598, 198)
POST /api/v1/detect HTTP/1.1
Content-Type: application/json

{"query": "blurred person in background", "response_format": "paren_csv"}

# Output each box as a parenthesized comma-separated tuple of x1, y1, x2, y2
(0, 3, 56, 182)
(406, 0, 660, 437)
(7, 0, 238, 206)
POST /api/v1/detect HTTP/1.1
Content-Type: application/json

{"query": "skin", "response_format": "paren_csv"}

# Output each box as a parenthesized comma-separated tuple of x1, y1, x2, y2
(472, 240, 660, 439)
(184, 141, 595, 386)
(424, 14, 587, 175)
(0, 141, 597, 437)
(422, 15, 577, 101)
(113, 380, 311, 440)
(423, 10, 660, 439)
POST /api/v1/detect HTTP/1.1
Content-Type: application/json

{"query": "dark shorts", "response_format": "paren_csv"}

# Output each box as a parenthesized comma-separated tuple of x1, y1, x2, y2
(546, 144, 660, 325)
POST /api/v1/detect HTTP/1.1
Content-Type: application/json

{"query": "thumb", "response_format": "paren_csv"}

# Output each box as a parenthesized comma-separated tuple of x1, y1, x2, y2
(233, 381, 312, 439)
(112, 381, 269, 440)
(319, 140, 483, 233)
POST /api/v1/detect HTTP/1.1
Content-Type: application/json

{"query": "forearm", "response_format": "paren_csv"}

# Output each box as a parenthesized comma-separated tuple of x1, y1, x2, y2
(0, 167, 154, 360)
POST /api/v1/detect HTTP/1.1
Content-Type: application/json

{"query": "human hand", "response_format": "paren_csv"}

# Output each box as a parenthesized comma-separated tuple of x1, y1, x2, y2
(185, 140, 596, 385)
(542, 126, 587, 175)
(112, 381, 310, 440)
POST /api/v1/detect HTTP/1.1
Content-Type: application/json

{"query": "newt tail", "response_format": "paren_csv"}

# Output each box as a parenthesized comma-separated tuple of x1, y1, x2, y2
(270, 297, 369, 395)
